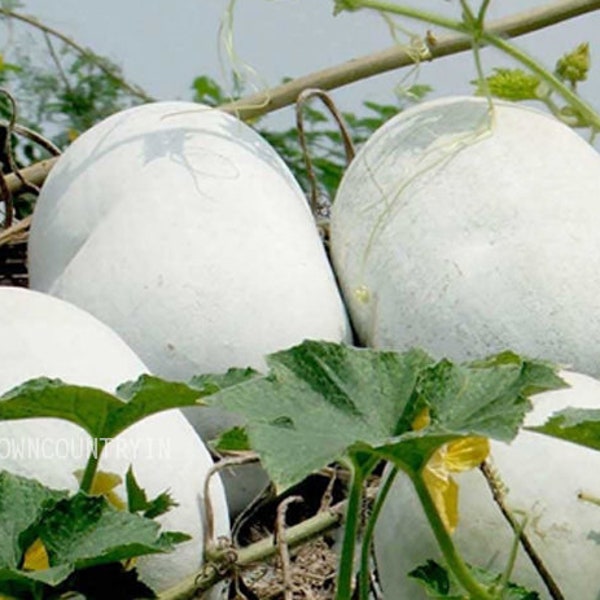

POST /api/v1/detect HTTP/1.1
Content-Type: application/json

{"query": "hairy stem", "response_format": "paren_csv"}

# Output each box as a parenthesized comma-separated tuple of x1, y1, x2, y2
(409, 471, 496, 600)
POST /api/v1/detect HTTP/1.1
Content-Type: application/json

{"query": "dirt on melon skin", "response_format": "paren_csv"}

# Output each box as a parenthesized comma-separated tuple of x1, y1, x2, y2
(330, 96, 600, 375)
(0, 287, 229, 596)
(374, 370, 600, 600)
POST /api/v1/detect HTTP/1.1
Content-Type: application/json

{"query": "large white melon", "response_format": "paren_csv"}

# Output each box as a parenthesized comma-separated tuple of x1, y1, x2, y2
(0, 287, 229, 594)
(330, 96, 600, 374)
(28, 101, 350, 381)
(28, 101, 351, 514)
(374, 370, 600, 599)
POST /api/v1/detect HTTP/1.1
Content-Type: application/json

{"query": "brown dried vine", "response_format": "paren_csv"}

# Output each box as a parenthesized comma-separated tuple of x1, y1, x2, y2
(295, 88, 355, 219)
(479, 460, 565, 600)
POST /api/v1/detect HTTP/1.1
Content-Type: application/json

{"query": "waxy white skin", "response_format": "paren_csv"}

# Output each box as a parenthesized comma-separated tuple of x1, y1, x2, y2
(28, 101, 350, 381)
(331, 96, 600, 375)
(0, 287, 229, 594)
(374, 370, 600, 599)
(28, 101, 351, 513)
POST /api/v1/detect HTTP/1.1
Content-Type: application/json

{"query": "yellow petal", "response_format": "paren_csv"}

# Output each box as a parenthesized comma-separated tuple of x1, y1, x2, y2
(22, 538, 49, 571)
(421, 436, 490, 534)
(423, 462, 459, 533)
(73, 469, 126, 510)
(444, 437, 490, 473)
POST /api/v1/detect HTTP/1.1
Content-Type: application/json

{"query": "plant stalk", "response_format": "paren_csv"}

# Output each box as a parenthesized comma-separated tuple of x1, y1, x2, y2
(344, 0, 600, 130)
(221, 0, 600, 120)
(358, 466, 398, 599)
(409, 471, 496, 600)
(78, 442, 103, 494)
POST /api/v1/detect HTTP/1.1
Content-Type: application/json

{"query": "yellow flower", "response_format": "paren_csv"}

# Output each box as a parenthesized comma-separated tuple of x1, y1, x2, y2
(22, 471, 125, 571)
(413, 409, 490, 533)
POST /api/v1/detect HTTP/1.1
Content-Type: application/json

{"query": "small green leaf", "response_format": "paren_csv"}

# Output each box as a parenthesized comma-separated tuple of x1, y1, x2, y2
(36, 493, 190, 569)
(143, 493, 178, 520)
(0, 471, 67, 569)
(527, 407, 600, 452)
(409, 560, 540, 599)
(125, 467, 148, 514)
(409, 559, 453, 596)
(418, 356, 566, 441)
(213, 426, 251, 452)
(191, 75, 226, 105)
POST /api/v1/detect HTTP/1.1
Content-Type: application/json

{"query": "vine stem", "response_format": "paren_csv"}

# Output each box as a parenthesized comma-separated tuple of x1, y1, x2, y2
(409, 471, 497, 600)
(334, 455, 379, 600)
(343, 0, 600, 131)
(4, 1, 600, 198)
(221, 0, 600, 120)
(358, 466, 398, 599)
(78, 444, 102, 494)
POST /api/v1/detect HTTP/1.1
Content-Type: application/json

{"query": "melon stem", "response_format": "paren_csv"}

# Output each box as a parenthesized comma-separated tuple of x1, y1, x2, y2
(409, 470, 497, 600)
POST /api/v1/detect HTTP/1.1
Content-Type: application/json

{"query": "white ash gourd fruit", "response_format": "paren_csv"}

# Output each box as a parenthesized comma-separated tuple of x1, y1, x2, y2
(0, 287, 229, 595)
(330, 96, 600, 374)
(27, 101, 351, 513)
(374, 370, 600, 599)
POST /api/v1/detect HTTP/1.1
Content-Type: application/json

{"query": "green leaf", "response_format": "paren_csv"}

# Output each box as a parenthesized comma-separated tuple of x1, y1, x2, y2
(208, 341, 434, 488)
(409, 560, 540, 598)
(0, 374, 217, 441)
(188, 367, 261, 393)
(473, 68, 542, 101)
(212, 426, 251, 452)
(418, 355, 567, 441)
(191, 75, 227, 105)
(208, 341, 564, 489)
(125, 467, 177, 520)
(0, 471, 67, 569)
(527, 407, 600, 452)
(0, 378, 123, 440)
(0, 564, 73, 598)
(409, 559, 454, 597)
(36, 493, 189, 569)
(125, 467, 148, 514)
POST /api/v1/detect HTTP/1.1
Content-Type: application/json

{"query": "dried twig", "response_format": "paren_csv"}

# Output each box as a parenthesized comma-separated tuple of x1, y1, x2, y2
(203, 453, 261, 549)
(480, 460, 565, 600)
(0, 8, 154, 102)
(274, 496, 304, 600)
(295, 88, 355, 217)
(220, 0, 600, 120)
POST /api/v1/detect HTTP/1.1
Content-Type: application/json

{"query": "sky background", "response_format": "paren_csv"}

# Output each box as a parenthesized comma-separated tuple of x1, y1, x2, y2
(4, 1, 600, 131)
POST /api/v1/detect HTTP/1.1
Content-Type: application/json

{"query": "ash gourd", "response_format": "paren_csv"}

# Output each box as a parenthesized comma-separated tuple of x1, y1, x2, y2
(330, 97, 600, 598)
(375, 370, 600, 599)
(0, 287, 229, 595)
(28, 101, 351, 514)
(330, 96, 600, 374)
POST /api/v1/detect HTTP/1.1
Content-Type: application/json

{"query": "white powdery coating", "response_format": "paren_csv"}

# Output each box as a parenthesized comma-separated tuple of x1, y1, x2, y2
(28, 101, 350, 382)
(331, 96, 600, 374)
(0, 287, 229, 594)
(374, 370, 600, 599)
